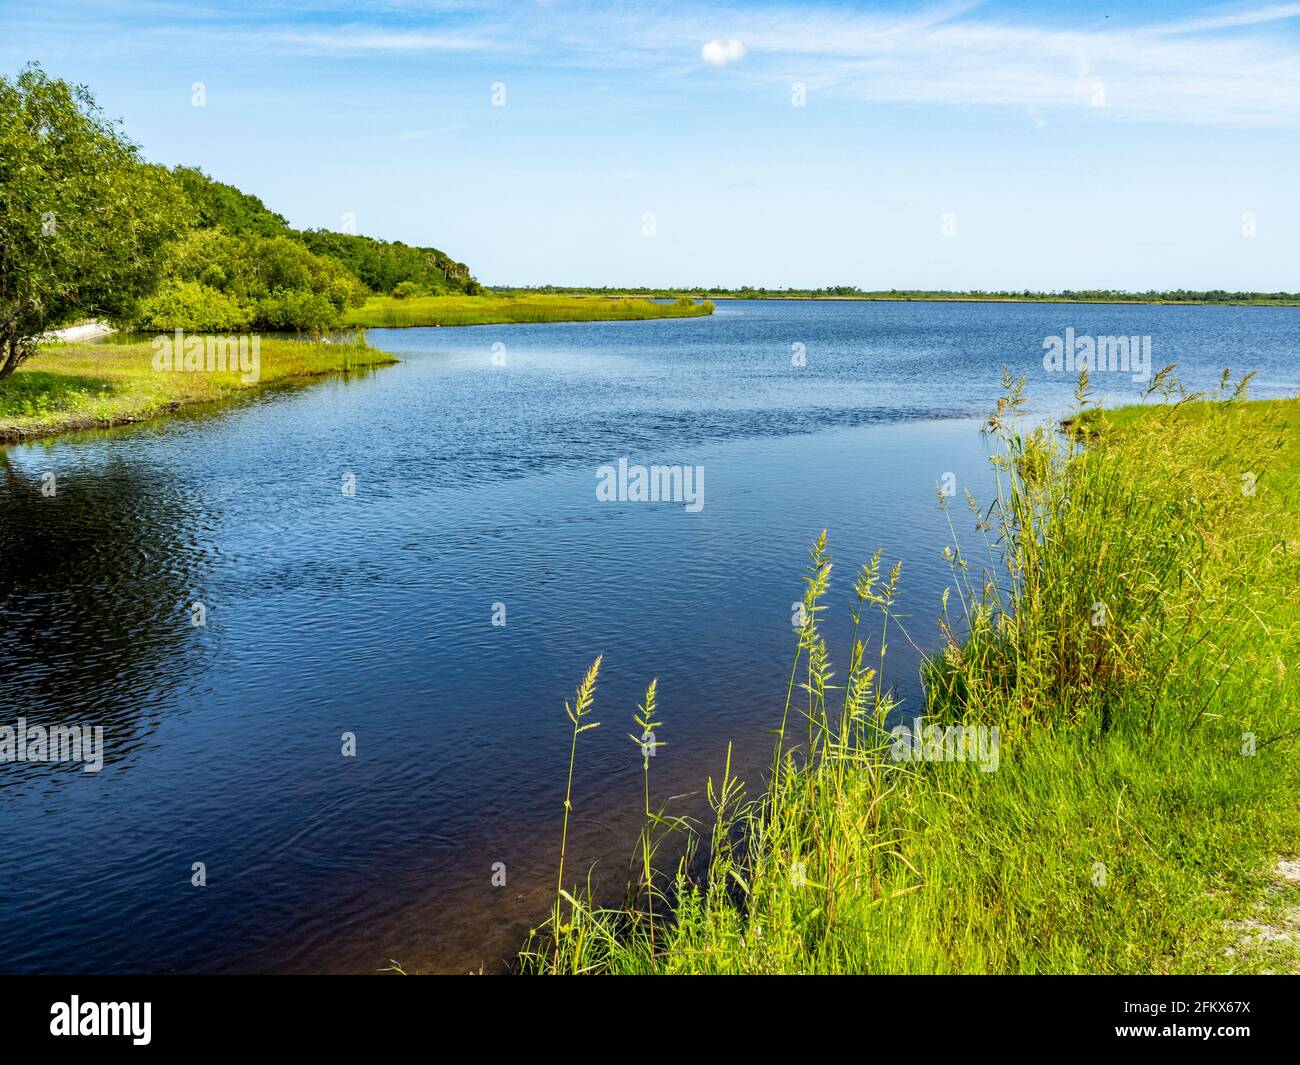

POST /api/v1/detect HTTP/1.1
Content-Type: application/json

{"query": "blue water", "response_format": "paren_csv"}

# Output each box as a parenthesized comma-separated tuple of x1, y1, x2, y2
(0, 300, 1295, 972)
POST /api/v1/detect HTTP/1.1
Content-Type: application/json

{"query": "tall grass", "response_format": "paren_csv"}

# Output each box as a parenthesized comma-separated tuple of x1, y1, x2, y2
(344, 294, 715, 329)
(521, 372, 1300, 974)
(521, 531, 918, 973)
(926, 367, 1287, 738)
(549, 656, 602, 974)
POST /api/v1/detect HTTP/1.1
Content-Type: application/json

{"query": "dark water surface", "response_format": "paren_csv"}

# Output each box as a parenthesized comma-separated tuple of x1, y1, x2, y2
(1, 301, 1295, 973)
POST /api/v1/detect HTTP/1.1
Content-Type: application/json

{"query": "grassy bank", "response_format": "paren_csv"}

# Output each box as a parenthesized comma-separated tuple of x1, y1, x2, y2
(525, 378, 1299, 974)
(0, 335, 395, 444)
(343, 293, 714, 328)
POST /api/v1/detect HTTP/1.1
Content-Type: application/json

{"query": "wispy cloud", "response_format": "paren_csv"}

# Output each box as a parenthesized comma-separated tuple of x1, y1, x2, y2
(680, 3, 1300, 127)
(515, 1, 1300, 127)
(1148, 1, 1300, 34)
(276, 28, 497, 54)
(10, 1, 1300, 127)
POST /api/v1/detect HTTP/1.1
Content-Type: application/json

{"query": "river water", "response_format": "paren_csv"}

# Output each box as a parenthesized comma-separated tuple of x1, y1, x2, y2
(1, 300, 1295, 972)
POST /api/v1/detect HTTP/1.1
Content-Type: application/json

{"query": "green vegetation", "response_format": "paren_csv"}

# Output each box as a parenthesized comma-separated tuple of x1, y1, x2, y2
(296, 229, 475, 297)
(0, 335, 395, 444)
(136, 226, 370, 332)
(503, 285, 1300, 306)
(170, 164, 293, 238)
(164, 167, 478, 307)
(344, 293, 714, 328)
(524, 375, 1299, 974)
(0, 64, 190, 379)
(2, 63, 722, 384)
(0, 63, 485, 365)
(136, 168, 479, 333)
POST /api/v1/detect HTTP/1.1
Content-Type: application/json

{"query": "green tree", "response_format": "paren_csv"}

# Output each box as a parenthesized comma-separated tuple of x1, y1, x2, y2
(0, 64, 190, 379)
(171, 165, 290, 237)
(297, 228, 471, 295)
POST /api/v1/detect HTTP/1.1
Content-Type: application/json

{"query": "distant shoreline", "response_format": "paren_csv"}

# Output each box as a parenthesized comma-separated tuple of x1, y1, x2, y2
(491, 291, 1300, 308)
(712, 295, 1300, 307)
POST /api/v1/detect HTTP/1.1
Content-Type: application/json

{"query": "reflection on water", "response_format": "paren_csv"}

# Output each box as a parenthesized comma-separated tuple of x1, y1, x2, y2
(0, 449, 209, 790)
(1, 300, 1296, 973)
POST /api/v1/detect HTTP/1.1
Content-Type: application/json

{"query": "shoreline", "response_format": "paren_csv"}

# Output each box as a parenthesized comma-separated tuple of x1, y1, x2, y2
(7, 296, 1297, 448)
(0, 364, 391, 446)
(500, 293, 1300, 308)
(0, 336, 398, 447)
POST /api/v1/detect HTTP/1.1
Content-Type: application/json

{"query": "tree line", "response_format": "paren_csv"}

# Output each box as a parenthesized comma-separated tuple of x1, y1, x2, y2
(502, 285, 1300, 302)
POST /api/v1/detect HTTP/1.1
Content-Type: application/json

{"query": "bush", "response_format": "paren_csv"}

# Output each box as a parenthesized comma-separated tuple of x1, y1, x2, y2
(135, 280, 251, 332)
(250, 288, 341, 332)
(391, 281, 419, 300)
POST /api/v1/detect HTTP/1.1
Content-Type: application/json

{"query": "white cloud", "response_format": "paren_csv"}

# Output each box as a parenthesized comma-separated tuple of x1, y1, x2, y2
(701, 38, 746, 66)
(277, 29, 496, 54)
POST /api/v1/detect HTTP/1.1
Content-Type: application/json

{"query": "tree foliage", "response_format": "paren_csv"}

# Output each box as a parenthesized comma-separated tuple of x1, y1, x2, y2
(146, 170, 478, 330)
(1, 68, 480, 358)
(170, 166, 290, 237)
(136, 228, 368, 331)
(297, 229, 472, 296)
(0, 63, 190, 378)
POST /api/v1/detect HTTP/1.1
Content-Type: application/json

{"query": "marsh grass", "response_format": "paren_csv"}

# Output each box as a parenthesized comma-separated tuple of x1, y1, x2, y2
(927, 367, 1288, 739)
(0, 334, 395, 443)
(343, 293, 714, 329)
(522, 372, 1300, 974)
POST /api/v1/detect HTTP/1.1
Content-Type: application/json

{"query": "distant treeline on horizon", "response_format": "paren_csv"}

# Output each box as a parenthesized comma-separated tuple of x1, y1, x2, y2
(492, 285, 1300, 304)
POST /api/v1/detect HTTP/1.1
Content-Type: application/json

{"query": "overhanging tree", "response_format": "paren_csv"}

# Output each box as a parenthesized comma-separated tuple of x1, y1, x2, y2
(0, 64, 189, 380)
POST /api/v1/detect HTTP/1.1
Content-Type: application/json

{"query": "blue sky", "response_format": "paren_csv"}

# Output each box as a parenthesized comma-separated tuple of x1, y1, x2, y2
(4, 0, 1299, 289)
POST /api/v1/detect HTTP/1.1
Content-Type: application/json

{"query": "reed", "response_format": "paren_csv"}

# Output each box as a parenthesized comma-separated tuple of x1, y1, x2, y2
(523, 528, 915, 973)
(549, 655, 602, 974)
